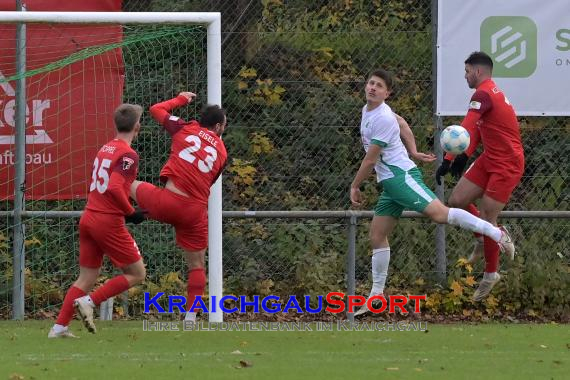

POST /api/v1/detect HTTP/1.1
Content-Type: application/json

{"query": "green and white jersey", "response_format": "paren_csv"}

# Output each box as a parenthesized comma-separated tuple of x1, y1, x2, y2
(360, 102, 416, 182)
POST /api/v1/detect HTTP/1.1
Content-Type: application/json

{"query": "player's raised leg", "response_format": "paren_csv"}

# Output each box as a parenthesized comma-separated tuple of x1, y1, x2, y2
(130, 180, 144, 202)
(447, 175, 486, 264)
(392, 167, 513, 256)
(423, 199, 514, 257)
(464, 204, 485, 264)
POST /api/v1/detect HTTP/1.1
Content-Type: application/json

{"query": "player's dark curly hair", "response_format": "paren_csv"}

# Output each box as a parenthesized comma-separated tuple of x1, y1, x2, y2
(367, 69, 394, 91)
(465, 51, 494, 71)
(200, 104, 226, 129)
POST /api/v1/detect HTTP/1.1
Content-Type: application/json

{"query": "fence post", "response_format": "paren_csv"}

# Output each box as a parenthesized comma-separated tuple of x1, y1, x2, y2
(100, 298, 114, 321)
(432, 0, 447, 285)
(346, 214, 357, 322)
(434, 116, 447, 285)
(11, 1, 27, 320)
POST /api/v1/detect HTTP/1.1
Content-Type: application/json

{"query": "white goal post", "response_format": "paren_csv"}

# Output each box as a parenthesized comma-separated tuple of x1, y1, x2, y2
(0, 11, 224, 322)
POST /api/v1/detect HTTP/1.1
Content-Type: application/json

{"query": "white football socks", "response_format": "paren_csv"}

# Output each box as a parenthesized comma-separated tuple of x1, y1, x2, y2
(370, 247, 390, 297)
(447, 208, 502, 242)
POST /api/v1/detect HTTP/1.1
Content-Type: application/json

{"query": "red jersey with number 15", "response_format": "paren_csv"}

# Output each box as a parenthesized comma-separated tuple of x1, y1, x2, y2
(85, 138, 138, 216)
(150, 96, 227, 205)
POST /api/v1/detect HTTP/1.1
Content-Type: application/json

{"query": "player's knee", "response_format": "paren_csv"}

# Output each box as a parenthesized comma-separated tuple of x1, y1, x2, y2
(187, 261, 204, 271)
(130, 181, 140, 201)
(130, 265, 146, 285)
(424, 201, 448, 224)
(447, 194, 461, 208)
(370, 232, 388, 248)
(185, 250, 206, 269)
(430, 210, 448, 224)
(134, 268, 146, 285)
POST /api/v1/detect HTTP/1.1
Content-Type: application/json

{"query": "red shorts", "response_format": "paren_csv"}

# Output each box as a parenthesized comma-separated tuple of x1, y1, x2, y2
(79, 211, 142, 268)
(463, 153, 524, 203)
(136, 182, 208, 251)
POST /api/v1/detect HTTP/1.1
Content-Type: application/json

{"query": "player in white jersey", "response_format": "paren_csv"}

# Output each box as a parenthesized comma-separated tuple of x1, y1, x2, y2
(350, 69, 515, 316)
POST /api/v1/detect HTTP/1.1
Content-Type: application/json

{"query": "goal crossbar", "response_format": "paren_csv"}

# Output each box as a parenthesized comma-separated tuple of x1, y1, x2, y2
(0, 11, 220, 25)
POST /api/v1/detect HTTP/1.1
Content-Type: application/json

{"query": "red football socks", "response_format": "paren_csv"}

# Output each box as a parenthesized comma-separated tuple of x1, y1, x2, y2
(90, 275, 130, 306)
(484, 236, 500, 273)
(56, 285, 86, 326)
(186, 268, 206, 312)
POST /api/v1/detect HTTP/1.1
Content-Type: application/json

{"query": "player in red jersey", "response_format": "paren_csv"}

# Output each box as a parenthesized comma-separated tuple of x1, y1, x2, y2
(49, 104, 147, 338)
(436, 51, 524, 301)
(130, 91, 228, 322)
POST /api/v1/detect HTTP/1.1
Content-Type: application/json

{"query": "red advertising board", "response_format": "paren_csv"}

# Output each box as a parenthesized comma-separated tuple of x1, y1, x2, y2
(0, 0, 123, 199)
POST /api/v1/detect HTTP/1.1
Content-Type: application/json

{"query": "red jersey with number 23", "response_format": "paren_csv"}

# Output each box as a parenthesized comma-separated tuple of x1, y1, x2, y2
(85, 138, 138, 216)
(150, 95, 227, 205)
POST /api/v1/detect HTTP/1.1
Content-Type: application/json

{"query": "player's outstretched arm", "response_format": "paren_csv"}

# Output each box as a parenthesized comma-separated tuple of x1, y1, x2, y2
(394, 113, 435, 163)
(350, 144, 381, 207)
(149, 92, 197, 135)
(149, 91, 196, 125)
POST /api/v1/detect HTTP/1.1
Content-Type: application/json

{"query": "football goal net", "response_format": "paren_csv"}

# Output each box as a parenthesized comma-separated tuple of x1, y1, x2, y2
(0, 11, 223, 322)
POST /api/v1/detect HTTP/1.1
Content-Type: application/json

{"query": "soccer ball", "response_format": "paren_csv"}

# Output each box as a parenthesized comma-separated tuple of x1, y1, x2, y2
(440, 125, 470, 155)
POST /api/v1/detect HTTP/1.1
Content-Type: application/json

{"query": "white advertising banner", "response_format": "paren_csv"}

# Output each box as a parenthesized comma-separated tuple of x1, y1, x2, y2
(437, 0, 570, 116)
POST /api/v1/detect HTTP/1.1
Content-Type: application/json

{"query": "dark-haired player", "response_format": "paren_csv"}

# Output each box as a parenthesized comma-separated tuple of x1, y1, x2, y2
(436, 51, 524, 301)
(131, 92, 228, 321)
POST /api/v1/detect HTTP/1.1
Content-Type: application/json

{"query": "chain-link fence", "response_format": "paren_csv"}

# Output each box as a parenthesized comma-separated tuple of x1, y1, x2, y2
(1, 0, 568, 319)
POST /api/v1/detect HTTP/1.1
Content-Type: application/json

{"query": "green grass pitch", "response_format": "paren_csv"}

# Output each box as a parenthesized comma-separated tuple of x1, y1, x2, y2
(0, 321, 567, 379)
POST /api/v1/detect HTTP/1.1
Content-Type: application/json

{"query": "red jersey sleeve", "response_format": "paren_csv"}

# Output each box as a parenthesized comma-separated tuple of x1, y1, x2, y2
(112, 151, 138, 181)
(106, 151, 139, 215)
(462, 112, 481, 157)
(149, 95, 191, 136)
(463, 90, 491, 156)
(444, 90, 490, 161)
(467, 90, 493, 115)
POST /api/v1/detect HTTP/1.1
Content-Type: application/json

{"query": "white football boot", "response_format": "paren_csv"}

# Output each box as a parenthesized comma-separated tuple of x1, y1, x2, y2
(472, 272, 501, 302)
(74, 297, 97, 334)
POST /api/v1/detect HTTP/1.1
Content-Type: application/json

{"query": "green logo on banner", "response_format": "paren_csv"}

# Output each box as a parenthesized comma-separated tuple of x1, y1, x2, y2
(480, 16, 537, 77)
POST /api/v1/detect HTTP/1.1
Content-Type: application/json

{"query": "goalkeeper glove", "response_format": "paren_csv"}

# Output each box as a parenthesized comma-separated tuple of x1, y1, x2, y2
(435, 159, 451, 185)
(125, 208, 147, 224)
(450, 153, 469, 179)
